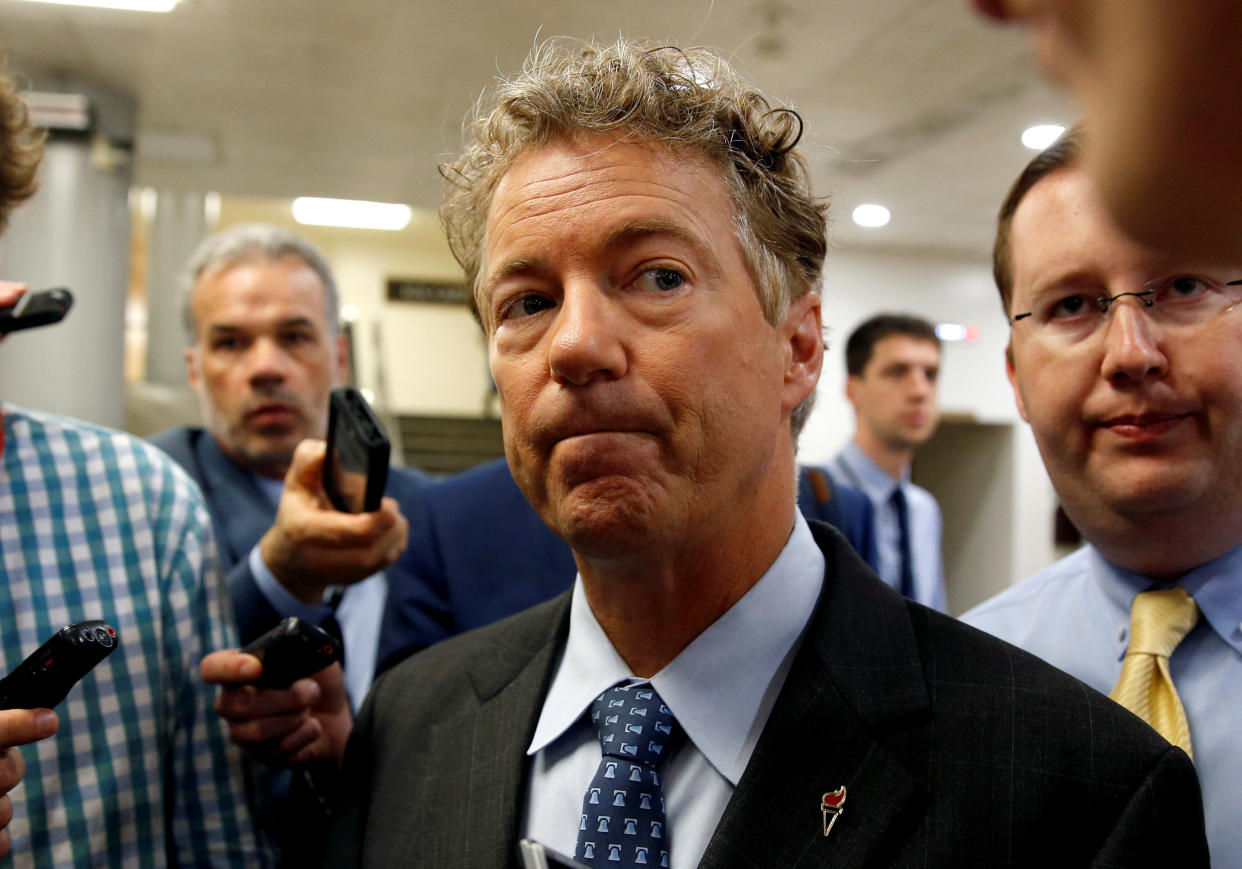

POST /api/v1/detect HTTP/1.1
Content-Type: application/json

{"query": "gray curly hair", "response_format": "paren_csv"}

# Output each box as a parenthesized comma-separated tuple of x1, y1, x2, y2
(440, 38, 828, 436)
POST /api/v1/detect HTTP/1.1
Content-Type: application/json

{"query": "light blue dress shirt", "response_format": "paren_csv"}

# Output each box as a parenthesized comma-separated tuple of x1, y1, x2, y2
(247, 475, 386, 713)
(827, 441, 946, 611)
(963, 544, 1242, 869)
(523, 514, 825, 869)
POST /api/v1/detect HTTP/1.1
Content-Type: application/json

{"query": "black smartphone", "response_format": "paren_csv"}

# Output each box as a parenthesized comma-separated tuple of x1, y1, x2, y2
(241, 617, 343, 689)
(323, 386, 390, 513)
(0, 287, 73, 335)
(0, 620, 119, 710)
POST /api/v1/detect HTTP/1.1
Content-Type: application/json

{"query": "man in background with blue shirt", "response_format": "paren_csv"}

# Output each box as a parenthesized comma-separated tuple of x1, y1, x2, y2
(823, 314, 946, 610)
(964, 127, 1242, 867)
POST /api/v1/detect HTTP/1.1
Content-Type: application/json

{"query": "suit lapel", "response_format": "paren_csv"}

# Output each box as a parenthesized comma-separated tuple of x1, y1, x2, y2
(414, 595, 572, 867)
(700, 523, 932, 868)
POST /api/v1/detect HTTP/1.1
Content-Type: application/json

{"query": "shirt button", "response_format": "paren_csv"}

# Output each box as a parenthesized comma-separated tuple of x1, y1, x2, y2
(1117, 625, 1128, 642)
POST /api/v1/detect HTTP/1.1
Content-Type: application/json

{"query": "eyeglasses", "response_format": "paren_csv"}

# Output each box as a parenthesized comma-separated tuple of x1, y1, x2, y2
(1009, 275, 1242, 342)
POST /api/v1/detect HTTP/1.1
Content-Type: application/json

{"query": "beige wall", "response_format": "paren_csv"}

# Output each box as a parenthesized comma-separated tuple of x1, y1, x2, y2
(215, 197, 490, 417)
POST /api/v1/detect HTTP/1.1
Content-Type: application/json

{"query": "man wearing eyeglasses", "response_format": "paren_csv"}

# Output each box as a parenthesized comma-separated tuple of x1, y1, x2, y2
(963, 126, 1242, 867)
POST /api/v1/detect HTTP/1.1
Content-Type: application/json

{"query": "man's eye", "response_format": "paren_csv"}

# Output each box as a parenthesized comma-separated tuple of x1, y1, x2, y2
(1047, 294, 1092, 319)
(1162, 276, 1210, 300)
(501, 294, 556, 320)
(210, 337, 242, 351)
(639, 268, 685, 293)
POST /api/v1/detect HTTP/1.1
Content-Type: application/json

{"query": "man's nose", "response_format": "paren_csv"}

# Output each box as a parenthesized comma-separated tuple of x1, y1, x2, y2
(1099, 299, 1169, 385)
(243, 338, 291, 385)
(546, 282, 628, 386)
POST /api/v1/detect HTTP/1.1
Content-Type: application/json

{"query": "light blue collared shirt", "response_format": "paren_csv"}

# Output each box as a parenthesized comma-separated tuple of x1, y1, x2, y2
(963, 544, 1242, 869)
(827, 441, 946, 611)
(248, 475, 386, 713)
(523, 514, 825, 869)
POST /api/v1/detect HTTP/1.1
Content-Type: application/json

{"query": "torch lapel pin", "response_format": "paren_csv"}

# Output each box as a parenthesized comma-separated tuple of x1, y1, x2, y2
(820, 786, 847, 838)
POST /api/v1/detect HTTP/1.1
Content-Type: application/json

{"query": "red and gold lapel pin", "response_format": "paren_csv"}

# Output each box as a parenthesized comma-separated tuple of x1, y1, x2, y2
(821, 786, 847, 837)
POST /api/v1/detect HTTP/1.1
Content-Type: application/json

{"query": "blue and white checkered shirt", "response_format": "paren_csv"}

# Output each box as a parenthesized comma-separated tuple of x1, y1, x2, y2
(0, 404, 272, 868)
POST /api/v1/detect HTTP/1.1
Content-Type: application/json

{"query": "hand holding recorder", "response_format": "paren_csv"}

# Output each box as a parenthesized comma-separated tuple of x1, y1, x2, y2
(201, 634, 352, 775)
(0, 283, 72, 336)
(0, 620, 116, 858)
(257, 434, 408, 604)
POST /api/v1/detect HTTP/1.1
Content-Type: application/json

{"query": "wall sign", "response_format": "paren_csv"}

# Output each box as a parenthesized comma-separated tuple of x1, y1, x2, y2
(386, 278, 469, 306)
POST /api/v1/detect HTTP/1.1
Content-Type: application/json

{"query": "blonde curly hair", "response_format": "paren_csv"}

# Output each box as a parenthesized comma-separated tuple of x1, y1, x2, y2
(0, 62, 44, 232)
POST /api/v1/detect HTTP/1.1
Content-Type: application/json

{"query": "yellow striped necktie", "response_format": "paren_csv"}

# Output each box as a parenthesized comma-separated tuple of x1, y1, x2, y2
(1109, 587, 1199, 758)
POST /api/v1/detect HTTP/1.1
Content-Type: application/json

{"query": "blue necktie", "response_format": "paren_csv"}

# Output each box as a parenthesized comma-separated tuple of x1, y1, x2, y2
(575, 684, 676, 868)
(890, 487, 916, 599)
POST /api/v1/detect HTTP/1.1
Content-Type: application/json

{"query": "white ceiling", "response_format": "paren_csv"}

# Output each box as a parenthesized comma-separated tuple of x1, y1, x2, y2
(0, 0, 1074, 257)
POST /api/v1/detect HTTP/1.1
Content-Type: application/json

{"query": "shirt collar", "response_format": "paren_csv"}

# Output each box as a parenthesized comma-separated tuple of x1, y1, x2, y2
(527, 513, 825, 785)
(1090, 543, 1242, 657)
(840, 440, 908, 495)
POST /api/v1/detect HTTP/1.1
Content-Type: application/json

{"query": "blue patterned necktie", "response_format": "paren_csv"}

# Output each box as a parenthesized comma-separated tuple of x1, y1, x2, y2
(890, 486, 916, 600)
(574, 684, 677, 868)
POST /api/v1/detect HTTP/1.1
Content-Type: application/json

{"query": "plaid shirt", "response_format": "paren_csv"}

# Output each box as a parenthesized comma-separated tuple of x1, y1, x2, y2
(0, 404, 273, 868)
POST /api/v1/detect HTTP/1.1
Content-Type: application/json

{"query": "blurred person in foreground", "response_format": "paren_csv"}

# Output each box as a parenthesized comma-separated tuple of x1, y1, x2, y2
(964, 127, 1242, 867)
(970, 0, 1242, 260)
(306, 40, 1205, 867)
(0, 62, 269, 866)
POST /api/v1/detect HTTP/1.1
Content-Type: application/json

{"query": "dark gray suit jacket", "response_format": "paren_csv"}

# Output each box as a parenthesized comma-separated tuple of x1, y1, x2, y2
(324, 522, 1208, 867)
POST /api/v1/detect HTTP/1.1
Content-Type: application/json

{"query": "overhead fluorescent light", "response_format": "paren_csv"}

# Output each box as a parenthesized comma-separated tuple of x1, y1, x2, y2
(851, 203, 890, 228)
(12, 0, 181, 10)
(292, 197, 412, 231)
(1022, 124, 1066, 151)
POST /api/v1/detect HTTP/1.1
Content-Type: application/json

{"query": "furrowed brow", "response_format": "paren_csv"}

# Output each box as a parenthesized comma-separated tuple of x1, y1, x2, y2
(602, 219, 713, 262)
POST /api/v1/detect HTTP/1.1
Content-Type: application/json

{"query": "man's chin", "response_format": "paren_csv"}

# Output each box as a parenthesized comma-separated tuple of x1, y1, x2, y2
(232, 438, 299, 478)
(546, 487, 663, 559)
(1070, 463, 1215, 526)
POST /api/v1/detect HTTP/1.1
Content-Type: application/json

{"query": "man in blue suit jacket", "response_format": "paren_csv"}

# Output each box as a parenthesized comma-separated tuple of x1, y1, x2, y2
(150, 224, 436, 864)
(149, 225, 423, 706)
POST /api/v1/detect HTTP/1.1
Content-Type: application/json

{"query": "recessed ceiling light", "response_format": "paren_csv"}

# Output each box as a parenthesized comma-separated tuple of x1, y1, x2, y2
(851, 204, 890, 228)
(292, 197, 412, 231)
(12, 0, 180, 10)
(1022, 124, 1066, 151)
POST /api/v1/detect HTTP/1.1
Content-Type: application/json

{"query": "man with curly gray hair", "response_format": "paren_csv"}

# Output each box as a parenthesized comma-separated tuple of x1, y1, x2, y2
(320, 39, 1204, 867)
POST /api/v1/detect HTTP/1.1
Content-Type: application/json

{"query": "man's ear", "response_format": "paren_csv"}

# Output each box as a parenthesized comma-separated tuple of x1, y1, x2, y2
(184, 345, 201, 391)
(781, 292, 823, 413)
(1005, 343, 1030, 422)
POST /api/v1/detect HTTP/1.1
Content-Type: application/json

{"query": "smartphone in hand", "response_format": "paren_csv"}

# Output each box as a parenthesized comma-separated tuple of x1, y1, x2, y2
(0, 287, 73, 335)
(0, 620, 118, 710)
(323, 387, 390, 513)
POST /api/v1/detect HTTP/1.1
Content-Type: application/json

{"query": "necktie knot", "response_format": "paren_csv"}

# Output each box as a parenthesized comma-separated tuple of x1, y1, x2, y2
(1126, 587, 1199, 658)
(1110, 586, 1198, 757)
(590, 684, 676, 771)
